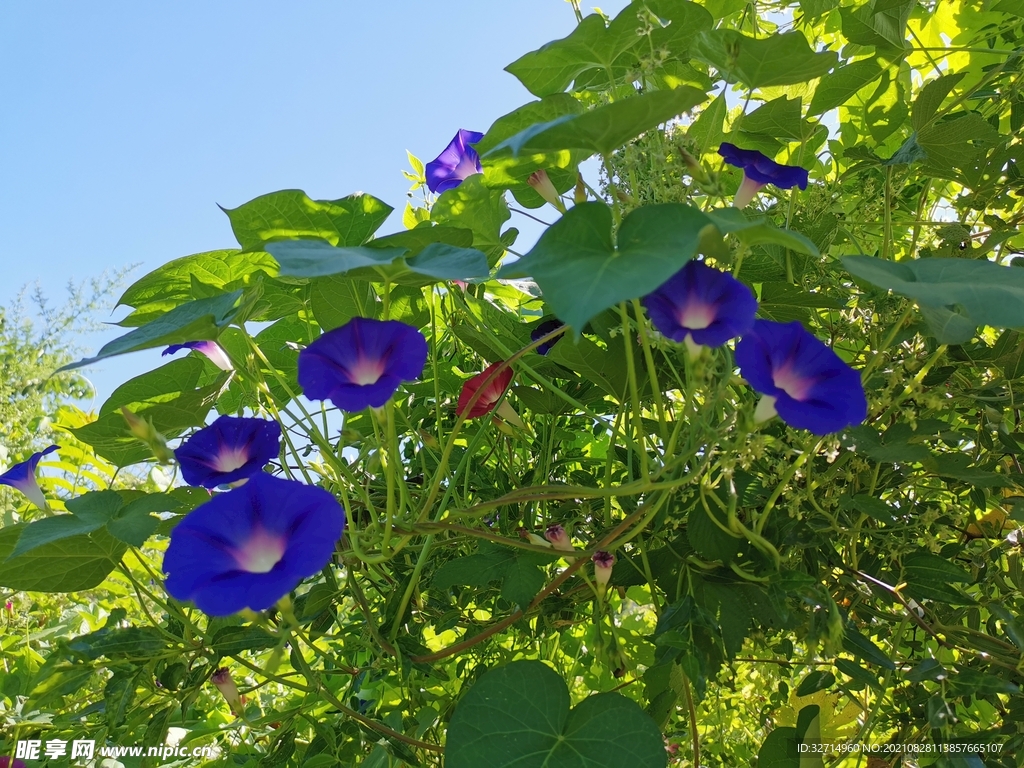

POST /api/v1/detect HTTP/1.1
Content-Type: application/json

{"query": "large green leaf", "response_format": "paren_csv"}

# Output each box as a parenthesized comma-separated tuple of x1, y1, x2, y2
(72, 358, 226, 466)
(431, 175, 515, 263)
(917, 113, 1002, 174)
(477, 94, 585, 206)
(485, 87, 708, 159)
(432, 543, 547, 609)
(445, 660, 667, 768)
(839, 0, 914, 51)
(505, 11, 640, 97)
(498, 202, 705, 331)
(0, 523, 127, 592)
(223, 190, 392, 251)
(59, 291, 246, 372)
(265, 241, 409, 279)
(807, 58, 888, 115)
(117, 250, 280, 326)
(691, 30, 838, 89)
(842, 255, 1024, 333)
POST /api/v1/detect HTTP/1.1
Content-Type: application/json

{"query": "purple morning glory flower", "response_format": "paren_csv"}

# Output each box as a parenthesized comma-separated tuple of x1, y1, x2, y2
(718, 142, 809, 208)
(297, 317, 428, 412)
(163, 473, 344, 616)
(735, 320, 867, 435)
(175, 416, 282, 488)
(163, 340, 233, 371)
(0, 445, 58, 511)
(643, 260, 757, 353)
(531, 319, 565, 355)
(425, 129, 484, 193)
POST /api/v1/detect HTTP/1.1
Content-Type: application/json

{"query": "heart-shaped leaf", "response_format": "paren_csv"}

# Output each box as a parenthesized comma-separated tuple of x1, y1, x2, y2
(499, 202, 705, 331)
(445, 660, 667, 768)
(485, 87, 707, 159)
(58, 291, 246, 372)
(691, 30, 838, 89)
(265, 240, 409, 279)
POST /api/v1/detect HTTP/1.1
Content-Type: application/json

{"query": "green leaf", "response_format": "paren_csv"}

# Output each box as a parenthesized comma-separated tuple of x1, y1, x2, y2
(446, 660, 667, 768)
(842, 255, 1024, 333)
(688, 93, 728, 154)
(917, 113, 1002, 173)
(211, 626, 279, 657)
(477, 94, 585, 206)
(883, 132, 928, 166)
(703, 208, 820, 256)
(808, 58, 887, 115)
(504, 11, 640, 97)
(432, 545, 547, 609)
(691, 30, 838, 89)
(842, 624, 896, 669)
(838, 494, 899, 524)
(739, 96, 810, 141)
(498, 202, 706, 331)
(687, 501, 745, 562)
(547, 335, 630, 399)
(71, 358, 226, 466)
(755, 726, 800, 768)
(919, 304, 977, 344)
(431, 175, 514, 263)
(104, 669, 139, 728)
(912, 72, 967, 130)
(117, 250, 280, 326)
(645, 0, 715, 56)
(265, 240, 408, 279)
(0, 524, 126, 592)
(404, 243, 490, 280)
(839, 0, 913, 50)
(796, 670, 836, 696)
(485, 87, 708, 159)
(310, 278, 380, 331)
(59, 291, 245, 372)
(223, 190, 392, 251)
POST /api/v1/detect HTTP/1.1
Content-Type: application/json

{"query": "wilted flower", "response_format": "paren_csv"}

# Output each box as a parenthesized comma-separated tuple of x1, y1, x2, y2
(210, 667, 244, 716)
(175, 415, 281, 488)
(718, 142, 809, 208)
(0, 445, 58, 511)
(163, 340, 233, 372)
(528, 169, 565, 211)
(531, 319, 565, 356)
(298, 317, 428, 412)
(425, 129, 484, 193)
(643, 260, 757, 355)
(163, 473, 345, 616)
(735, 319, 867, 435)
(593, 551, 615, 597)
(457, 362, 526, 429)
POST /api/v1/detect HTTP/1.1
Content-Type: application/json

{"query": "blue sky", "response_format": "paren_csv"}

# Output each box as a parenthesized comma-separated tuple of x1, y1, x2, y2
(1, 1, 629, 404)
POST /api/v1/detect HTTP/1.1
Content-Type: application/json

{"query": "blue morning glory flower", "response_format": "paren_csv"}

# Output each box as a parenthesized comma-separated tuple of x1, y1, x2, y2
(162, 473, 345, 616)
(531, 319, 565, 355)
(175, 416, 281, 488)
(718, 142, 809, 208)
(643, 260, 757, 353)
(735, 319, 867, 435)
(0, 445, 58, 511)
(297, 317, 428, 412)
(425, 129, 484, 193)
(163, 340, 233, 371)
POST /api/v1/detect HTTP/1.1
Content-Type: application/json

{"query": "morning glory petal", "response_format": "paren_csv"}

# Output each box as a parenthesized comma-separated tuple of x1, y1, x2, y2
(175, 416, 282, 488)
(425, 129, 484, 193)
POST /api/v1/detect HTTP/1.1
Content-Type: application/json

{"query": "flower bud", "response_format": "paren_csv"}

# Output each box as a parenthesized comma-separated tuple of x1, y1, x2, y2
(528, 169, 566, 212)
(526, 532, 553, 548)
(210, 667, 244, 716)
(121, 407, 175, 463)
(592, 550, 615, 598)
(573, 173, 588, 204)
(545, 524, 574, 553)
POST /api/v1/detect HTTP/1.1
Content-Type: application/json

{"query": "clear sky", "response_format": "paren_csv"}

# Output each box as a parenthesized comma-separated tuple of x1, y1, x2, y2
(1, 1, 629, 404)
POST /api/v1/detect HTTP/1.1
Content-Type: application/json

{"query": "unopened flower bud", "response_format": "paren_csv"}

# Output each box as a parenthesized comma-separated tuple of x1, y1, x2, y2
(528, 169, 566, 212)
(210, 667, 244, 716)
(121, 407, 175, 463)
(545, 524, 574, 553)
(527, 533, 553, 548)
(592, 550, 615, 598)
(573, 173, 588, 204)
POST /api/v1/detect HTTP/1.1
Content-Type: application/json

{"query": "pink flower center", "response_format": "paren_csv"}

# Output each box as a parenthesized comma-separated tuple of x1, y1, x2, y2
(214, 446, 251, 473)
(235, 529, 286, 574)
(773, 366, 811, 401)
(678, 301, 716, 330)
(349, 358, 386, 386)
